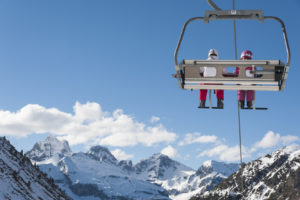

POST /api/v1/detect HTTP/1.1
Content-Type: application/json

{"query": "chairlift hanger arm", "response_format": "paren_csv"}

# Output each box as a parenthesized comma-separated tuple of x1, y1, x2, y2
(174, 17, 204, 67)
(174, 17, 203, 89)
(207, 0, 221, 11)
(264, 16, 290, 65)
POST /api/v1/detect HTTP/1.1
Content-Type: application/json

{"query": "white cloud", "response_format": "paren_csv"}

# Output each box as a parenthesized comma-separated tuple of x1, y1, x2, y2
(253, 131, 280, 149)
(111, 149, 133, 161)
(178, 132, 218, 146)
(196, 131, 300, 162)
(73, 101, 104, 122)
(0, 102, 177, 147)
(150, 116, 160, 123)
(281, 135, 300, 145)
(161, 145, 178, 158)
(251, 131, 300, 152)
(198, 145, 228, 157)
(198, 144, 250, 162)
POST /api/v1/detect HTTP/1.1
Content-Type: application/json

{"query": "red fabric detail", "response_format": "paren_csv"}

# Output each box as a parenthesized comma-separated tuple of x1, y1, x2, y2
(216, 90, 224, 100)
(199, 89, 224, 100)
(238, 90, 254, 101)
(199, 90, 208, 100)
(234, 66, 255, 75)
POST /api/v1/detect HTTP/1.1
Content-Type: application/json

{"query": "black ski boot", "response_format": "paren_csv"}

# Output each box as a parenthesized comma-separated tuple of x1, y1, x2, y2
(217, 99, 224, 109)
(247, 101, 253, 109)
(199, 100, 206, 108)
(239, 100, 244, 109)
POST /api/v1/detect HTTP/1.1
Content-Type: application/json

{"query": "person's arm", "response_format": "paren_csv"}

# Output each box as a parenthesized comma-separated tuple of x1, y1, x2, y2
(245, 66, 254, 78)
(200, 67, 204, 77)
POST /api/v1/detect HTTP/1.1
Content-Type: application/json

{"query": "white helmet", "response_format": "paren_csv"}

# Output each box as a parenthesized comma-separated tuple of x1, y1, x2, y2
(208, 49, 218, 57)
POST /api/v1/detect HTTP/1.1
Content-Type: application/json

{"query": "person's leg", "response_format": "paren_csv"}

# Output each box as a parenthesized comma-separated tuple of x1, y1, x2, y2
(238, 90, 245, 108)
(199, 90, 207, 107)
(246, 90, 255, 108)
(247, 90, 254, 102)
(216, 90, 224, 108)
(199, 90, 207, 101)
(238, 90, 245, 101)
(216, 90, 224, 100)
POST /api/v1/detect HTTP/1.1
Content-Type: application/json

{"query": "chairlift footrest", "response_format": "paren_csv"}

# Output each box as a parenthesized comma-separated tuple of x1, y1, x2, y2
(197, 106, 223, 109)
(241, 107, 268, 110)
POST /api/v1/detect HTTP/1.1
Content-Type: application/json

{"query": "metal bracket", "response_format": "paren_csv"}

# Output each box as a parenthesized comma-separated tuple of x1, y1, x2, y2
(204, 10, 264, 23)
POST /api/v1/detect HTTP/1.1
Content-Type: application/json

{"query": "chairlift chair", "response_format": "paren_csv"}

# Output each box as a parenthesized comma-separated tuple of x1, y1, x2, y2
(174, 10, 291, 92)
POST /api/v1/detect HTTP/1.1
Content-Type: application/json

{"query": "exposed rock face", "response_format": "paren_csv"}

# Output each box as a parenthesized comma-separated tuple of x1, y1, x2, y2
(134, 154, 239, 200)
(135, 153, 194, 180)
(25, 136, 241, 200)
(27, 137, 170, 200)
(25, 135, 71, 161)
(191, 145, 300, 200)
(87, 145, 118, 164)
(0, 136, 71, 200)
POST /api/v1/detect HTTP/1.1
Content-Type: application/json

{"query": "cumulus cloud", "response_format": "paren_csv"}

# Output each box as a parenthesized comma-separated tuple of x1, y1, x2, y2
(198, 144, 250, 162)
(253, 131, 280, 149)
(281, 135, 300, 145)
(197, 131, 300, 162)
(150, 116, 160, 123)
(251, 131, 300, 152)
(161, 145, 178, 158)
(178, 132, 218, 146)
(0, 102, 177, 147)
(111, 149, 133, 161)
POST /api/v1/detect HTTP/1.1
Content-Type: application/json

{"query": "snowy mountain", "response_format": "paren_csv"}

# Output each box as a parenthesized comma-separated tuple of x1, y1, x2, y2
(0, 136, 71, 200)
(26, 136, 239, 200)
(191, 145, 300, 200)
(26, 135, 71, 162)
(27, 137, 170, 200)
(135, 155, 239, 200)
(135, 153, 194, 181)
(87, 145, 118, 165)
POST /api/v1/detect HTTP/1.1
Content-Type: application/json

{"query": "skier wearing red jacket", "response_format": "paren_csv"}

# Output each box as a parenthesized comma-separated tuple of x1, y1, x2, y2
(235, 50, 255, 108)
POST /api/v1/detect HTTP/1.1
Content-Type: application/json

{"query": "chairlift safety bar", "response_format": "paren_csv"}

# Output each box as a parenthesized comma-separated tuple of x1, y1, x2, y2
(204, 10, 264, 23)
(180, 59, 285, 91)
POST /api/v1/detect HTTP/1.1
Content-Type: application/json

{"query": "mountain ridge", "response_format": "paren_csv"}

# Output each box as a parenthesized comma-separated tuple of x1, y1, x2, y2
(26, 136, 240, 200)
(191, 144, 300, 200)
(0, 136, 72, 200)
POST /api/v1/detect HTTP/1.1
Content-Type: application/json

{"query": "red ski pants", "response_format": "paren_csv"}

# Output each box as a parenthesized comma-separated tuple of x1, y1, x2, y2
(199, 89, 224, 101)
(237, 90, 254, 102)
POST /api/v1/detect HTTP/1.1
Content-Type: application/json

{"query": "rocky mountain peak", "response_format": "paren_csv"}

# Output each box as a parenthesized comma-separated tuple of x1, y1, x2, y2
(197, 160, 240, 178)
(135, 153, 193, 180)
(192, 145, 300, 200)
(26, 135, 71, 162)
(87, 145, 117, 164)
(0, 136, 71, 200)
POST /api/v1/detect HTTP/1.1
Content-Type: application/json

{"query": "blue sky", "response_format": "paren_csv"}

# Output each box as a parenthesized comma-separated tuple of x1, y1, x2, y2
(1, 0, 299, 169)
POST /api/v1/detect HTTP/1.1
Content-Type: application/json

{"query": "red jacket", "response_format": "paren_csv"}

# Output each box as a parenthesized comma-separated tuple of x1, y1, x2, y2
(235, 66, 256, 77)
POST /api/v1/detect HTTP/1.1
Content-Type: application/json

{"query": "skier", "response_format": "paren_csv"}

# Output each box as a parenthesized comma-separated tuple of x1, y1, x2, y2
(199, 49, 224, 108)
(235, 50, 255, 108)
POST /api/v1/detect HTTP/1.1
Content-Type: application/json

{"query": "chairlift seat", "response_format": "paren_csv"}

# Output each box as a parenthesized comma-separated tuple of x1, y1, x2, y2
(177, 59, 286, 91)
(174, 9, 291, 92)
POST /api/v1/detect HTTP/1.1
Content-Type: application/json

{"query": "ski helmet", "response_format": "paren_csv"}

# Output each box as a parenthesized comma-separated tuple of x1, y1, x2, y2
(240, 50, 253, 60)
(208, 49, 218, 57)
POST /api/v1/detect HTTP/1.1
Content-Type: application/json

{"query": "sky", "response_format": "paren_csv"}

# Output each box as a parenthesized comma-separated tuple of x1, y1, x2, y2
(0, 0, 299, 169)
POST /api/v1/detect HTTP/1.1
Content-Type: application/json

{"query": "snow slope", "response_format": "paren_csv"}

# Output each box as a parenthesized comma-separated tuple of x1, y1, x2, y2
(27, 137, 170, 200)
(134, 154, 239, 200)
(0, 136, 71, 200)
(27, 136, 239, 200)
(192, 144, 300, 200)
